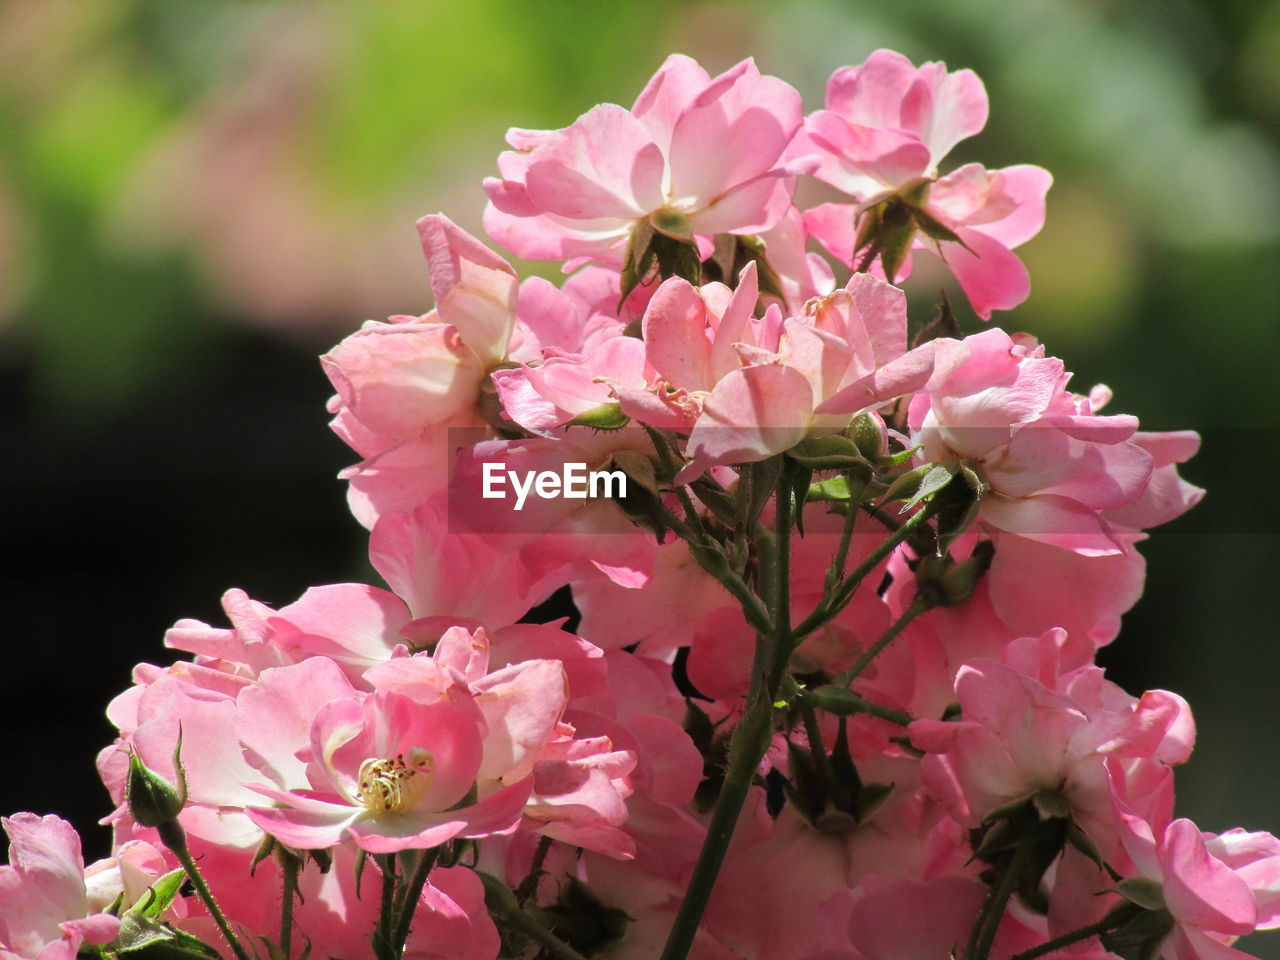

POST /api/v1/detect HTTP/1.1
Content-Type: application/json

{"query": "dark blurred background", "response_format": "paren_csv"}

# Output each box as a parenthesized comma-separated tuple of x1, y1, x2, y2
(2, 0, 1278, 948)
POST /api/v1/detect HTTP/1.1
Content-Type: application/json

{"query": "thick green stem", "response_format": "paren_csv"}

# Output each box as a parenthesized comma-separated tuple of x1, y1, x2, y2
(660, 468, 795, 960)
(793, 496, 943, 641)
(373, 855, 398, 960)
(163, 826, 252, 960)
(967, 836, 1034, 960)
(834, 597, 929, 687)
(279, 853, 299, 958)
(659, 697, 772, 960)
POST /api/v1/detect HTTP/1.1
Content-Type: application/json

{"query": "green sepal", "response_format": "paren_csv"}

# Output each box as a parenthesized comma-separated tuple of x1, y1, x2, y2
(618, 218, 657, 308)
(129, 868, 186, 920)
(879, 462, 955, 509)
(1101, 905, 1175, 951)
(876, 444, 921, 469)
(742, 457, 784, 531)
(734, 234, 787, 301)
(789, 461, 814, 534)
(1065, 821, 1106, 870)
(788, 435, 871, 471)
(568, 404, 630, 430)
(913, 541, 994, 608)
(807, 476, 854, 502)
(1113, 877, 1168, 912)
(805, 685, 863, 716)
(541, 877, 631, 955)
(249, 834, 275, 876)
(125, 732, 187, 829)
(690, 477, 739, 527)
(649, 207, 694, 241)
(911, 205, 965, 246)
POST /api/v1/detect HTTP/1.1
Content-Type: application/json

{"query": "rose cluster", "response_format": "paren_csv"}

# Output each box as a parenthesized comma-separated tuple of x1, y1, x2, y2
(4, 50, 1274, 960)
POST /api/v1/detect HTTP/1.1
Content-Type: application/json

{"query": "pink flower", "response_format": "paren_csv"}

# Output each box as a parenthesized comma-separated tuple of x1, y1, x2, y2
(243, 627, 636, 855)
(795, 50, 1050, 318)
(0, 814, 121, 959)
(910, 635, 1194, 856)
(324, 215, 623, 529)
(675, 272, 925, 479)
(1112, 808, 1280, 960)
(906, 328, 1201, 554)
(484, 55, 804, 266)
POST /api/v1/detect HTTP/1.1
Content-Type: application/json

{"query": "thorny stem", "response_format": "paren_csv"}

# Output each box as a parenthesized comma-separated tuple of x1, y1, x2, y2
(162, 825, 252, 960)
(792, 496, 943, 642)
(1007, 904, 1143, 960)
(659, 467, 795, 960)
(516, 836, 554, 906)
(657, 502, 772, 636)
(833, 596, 930, 687)
(829, 473, 867, 585)
(390, 848, 439, 954)
(373, 855, 397, 960)
(279, 852, 299, 958)
(967, 835, 1034, 960)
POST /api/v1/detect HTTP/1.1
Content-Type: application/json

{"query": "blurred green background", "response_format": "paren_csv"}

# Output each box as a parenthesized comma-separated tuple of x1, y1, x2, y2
(2, 0, 1278, 948)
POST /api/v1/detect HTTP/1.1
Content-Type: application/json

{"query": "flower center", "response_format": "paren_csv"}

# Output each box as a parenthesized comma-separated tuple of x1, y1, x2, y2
(356, 747, 434, 814)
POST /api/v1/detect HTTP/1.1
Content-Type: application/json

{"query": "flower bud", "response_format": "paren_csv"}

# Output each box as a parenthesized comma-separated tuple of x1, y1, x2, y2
(848, 411, 888, 460)
(125, 737, 187, 830)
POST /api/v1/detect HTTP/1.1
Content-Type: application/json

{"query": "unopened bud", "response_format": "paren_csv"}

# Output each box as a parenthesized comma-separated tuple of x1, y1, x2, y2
(848, 412, 888, 459)
(126, 735, 187, 829)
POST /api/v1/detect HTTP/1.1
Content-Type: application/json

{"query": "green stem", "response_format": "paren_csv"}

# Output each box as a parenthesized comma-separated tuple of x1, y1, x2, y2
(164, 827, 252, 960)
(659, 697, 772, 960)
(833, 597, 929, 687)
(390, 849, 439, 952)
(1008, 905, 1141, 960)
(516, 835, 553, 906)
(828, 473, 867, 585)
(643, 424, 706, 532)
(658, 503, 772, 635)
(967, 835, 1034, 960)
(799, 701, 833, 781)
(846, 695, 914, 726)
(660, 468, 795, 960)
(793, 496, 943, 641)
(767, 468, 793, 692)
(373, 855, 397, 960)
(279, 852, 299, 958)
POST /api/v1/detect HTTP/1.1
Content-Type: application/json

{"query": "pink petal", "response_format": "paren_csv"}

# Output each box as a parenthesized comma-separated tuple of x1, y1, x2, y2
(524, 104, 665, 219)
(1162, 819, 1257, 936)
